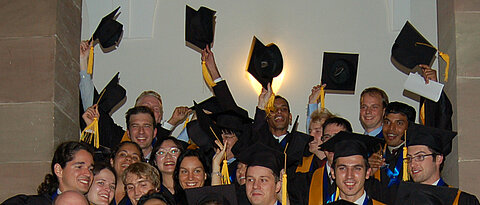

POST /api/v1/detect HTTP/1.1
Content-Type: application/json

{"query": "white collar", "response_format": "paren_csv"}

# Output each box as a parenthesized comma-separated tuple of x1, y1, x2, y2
(274, 133, 288, 143)
(339, 191, 367, 205)
(388, 141, 405, 153)
(431, 178, 441, 186)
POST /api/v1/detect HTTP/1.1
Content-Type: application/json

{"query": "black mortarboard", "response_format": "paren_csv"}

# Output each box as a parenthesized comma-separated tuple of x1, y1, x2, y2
(185, 184, 238, 205)
(185, 5, 216, 51)
(238, 142, 283, 177)
(406, 123, 457, 156)
(189, 96, 222, 114)
(188, 101, 223, 150)
(319, 131, 384, 160)
(91, 7, 123, 50)
(385, 101, 416, 122)
(246, 36, 283, 89)
(321, 52, 359, 94)
(94, 72, 126, 113)
(394, 182, 458, 205)
(391, 21, 437, 70)
(210, 107, 252, 132)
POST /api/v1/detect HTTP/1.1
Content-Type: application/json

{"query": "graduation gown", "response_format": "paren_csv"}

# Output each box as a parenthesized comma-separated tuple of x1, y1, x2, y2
(438, 179, 480, 205)
(2, 193, 51, 205)
(420, 91, 453, 130)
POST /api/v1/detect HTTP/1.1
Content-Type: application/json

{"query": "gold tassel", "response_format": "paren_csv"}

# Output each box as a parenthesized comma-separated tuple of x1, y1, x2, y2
(80, 118, 100, 148)
(187, 139, 199, 150)
(183, 115, 190, 129)
(320, 86, 325, 110)
(202, 61, 217, 87)
(438, 52, 450, 82)
(415, 42, 450, 82)
(87, 46, 94, 75)
(334, 187, 340, 201)
(420, 103, 425, 125)
(282, 143, 289, 204)
(265, 93, 276, 115)
(221, 158, 231, 185)
(402, 130, 409, 181)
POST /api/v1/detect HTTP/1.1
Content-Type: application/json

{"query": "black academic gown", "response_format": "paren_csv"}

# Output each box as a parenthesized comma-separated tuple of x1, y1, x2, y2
(420, 91, 453, 131)
(438, 180, 480, 205)
(2, 193, 52, 205)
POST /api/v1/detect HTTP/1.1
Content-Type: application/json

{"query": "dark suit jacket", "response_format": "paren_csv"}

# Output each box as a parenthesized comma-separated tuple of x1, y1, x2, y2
(2, 193, 51, 205)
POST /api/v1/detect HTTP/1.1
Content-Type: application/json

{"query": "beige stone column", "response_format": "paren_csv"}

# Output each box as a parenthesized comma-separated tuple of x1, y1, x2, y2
(454, 0, 480, 197)
(0, 0, 81, 200)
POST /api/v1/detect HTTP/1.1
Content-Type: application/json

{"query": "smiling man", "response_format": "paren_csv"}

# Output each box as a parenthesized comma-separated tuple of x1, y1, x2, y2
(126, 106, 158, 161)
(123, 162, 161, 205)
(3, 142, 94, 205)
(320, 132, 385, 205)
(405, 124, 479, 204)
(359, 87, 389, 138)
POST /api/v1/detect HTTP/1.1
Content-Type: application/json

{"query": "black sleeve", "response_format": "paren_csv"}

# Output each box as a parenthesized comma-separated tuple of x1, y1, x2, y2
(420, 91, 453, 130)
(212, 80, 238, 111)
(459, 192, 480, 205)
(97, 107, 126, 149)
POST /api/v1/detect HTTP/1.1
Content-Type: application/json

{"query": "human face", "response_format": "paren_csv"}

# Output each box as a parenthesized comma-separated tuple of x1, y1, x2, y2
(136, 95, 163, 123)
(155, 140, 181, 175)
(178, 156, 207, 189)
(128, 113, 157, 152)
(236, 162, 247, 185)
(267, 98, 292, 133)
(359, 94, 385, 132)
(144, 199, 167, 205)
(125, 173, 156, 205)
(407, 145, 442, 185)
(332, 155, 371, 202)
(246, 166, 281, 205)
(222, 130, 238, 160)
(308, 120, 326, 153)
(56, 150, 94, 194)
(111, 143, 142, 175)
(382, 113, 407, 147)
(87, 169, 116, 205)
(323, 123, 347, 165)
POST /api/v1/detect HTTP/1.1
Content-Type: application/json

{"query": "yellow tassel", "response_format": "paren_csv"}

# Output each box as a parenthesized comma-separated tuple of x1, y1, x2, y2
(334, 187, 340, 201)
(402, 146, 409, 181)
(420, 103, 425, 125)
(320, 86, 325, 110)
(221, 159, 231, 185)
(80, 118, 100, 148)
(265, 93, 276, 115)
(282, 143, 288, 204)
(87, 46, 94, 75)
(438, 52, 450, 82)
(202, 61, 217, 88)
(187, 139, 199, 150)
(183, 115, 190, 129)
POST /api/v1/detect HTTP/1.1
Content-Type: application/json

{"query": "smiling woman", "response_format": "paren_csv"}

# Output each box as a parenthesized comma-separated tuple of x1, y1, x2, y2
(87, 163, 117, 205)
(173, 149, 211, 204)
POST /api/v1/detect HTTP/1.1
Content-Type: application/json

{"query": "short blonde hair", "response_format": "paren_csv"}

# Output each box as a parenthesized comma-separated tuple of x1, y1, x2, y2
(122, 162, 161, 190)
(135, 91, 163, 106)
(310, 108, 334, 124)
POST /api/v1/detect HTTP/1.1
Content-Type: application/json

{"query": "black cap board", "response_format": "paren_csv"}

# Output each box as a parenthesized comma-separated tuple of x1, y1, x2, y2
(394, 182, 459, 205)
(185, 184, 238, 205)
(210, 108, 253, 132)
(94, 72, 126, 113)
(238, 142, 283, 177)
(246, 36, 283, 89)
(91, 7, 123, 50)
(391, 21, 437, 70)
(319, 131, 384, 160)
(385, 101, 417, 122)
(188, 101, 223, 150)
(406, 123, 457, 156)
(185, 5, 216, 51)
(321, 52, 359, 94)
(189, 96, 222, 114)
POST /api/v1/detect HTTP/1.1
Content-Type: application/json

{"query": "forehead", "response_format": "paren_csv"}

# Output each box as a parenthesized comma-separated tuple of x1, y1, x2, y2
(95, 169, 115, 181)
(274, 98, 288, 107)
(336, 155, 366, 166)
(70, 149, 93, 164)
(385, 113, 408, 121)
(324, 123, 345, 135)
(129, 113, 155, 124)
(310, 121, 324, 129)
(137, 95, 162, 106)
(246, 166, 275, 178)
(125, 173, 150, 183)
(160, 140, 178, 149)
(180, 156, 203, 168)
(407, 145, 430, 154)
(360, 93, 382, 104)
(119, 143, 142, 154)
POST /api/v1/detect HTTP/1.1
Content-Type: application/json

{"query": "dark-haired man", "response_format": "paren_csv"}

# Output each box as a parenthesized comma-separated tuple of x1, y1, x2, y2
(3, 142, 94, 205)
(125, 106, 158, 161)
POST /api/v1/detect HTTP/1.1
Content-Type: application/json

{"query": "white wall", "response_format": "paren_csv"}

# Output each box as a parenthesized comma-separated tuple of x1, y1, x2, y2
(81, 0, 438, 135)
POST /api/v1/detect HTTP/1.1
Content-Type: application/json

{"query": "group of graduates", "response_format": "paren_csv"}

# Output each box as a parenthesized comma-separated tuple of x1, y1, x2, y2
(3, 5, 480, 205)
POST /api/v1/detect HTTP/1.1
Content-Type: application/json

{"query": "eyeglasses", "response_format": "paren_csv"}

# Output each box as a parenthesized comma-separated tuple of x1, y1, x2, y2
(405, 154, 434, 163)
(156, 147, 180, 158)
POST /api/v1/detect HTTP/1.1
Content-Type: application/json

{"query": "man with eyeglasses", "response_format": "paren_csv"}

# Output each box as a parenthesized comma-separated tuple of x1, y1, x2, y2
(405, 123, 479, 203)
(289, 117, 353, 205)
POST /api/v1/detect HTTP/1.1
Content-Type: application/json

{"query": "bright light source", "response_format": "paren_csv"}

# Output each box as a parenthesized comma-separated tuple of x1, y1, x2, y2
(248, 69, 286, 95)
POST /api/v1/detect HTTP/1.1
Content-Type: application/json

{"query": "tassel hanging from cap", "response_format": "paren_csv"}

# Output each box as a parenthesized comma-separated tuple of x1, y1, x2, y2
(402, 130, 409, 181)
(415, 42, 450, 82)
(320, 86, 325, 110)
(202, 61, 217, 88)
(183, 115, 190, 129)
(221, 157, 231, 185)
(420, 103, 426, 125)
(265, 93, 276, 115)
(87, 45, 94, 75)
(80, 118, 100, 148)
(281, 143, 289, 204)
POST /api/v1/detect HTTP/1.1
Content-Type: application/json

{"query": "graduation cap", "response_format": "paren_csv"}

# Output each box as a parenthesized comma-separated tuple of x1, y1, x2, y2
(91, 7, 123, 49)
(185, 5, 216, 51)
(321, 52, 359, 94)
(188, 101, 223, 150)
(185, 184, 238, 205)
(210, 107, 252, 132)
(189, 96, 222, 114)
(406, 123, 457, 156)
(385, 101, 417, 122)
(394, 182, 459, 205)
(246, 36, 283, 89)
(319, 131, 384, 160)
(238, 142, 283, 177)
(94, 72, 126, 113)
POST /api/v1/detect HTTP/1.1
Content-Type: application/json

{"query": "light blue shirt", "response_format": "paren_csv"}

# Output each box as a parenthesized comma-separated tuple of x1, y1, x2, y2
(364, 126, 382, 137)
(306, 103, 319, 132)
